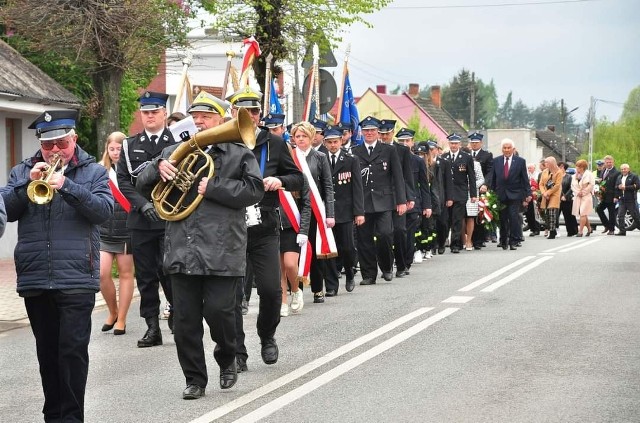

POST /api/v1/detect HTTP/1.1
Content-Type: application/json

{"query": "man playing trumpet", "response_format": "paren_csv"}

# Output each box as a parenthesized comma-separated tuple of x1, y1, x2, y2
(0, 110, 113, 421)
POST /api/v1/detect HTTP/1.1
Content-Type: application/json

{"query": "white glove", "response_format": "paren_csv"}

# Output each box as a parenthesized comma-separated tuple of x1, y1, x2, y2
(296, 234, 308, 247)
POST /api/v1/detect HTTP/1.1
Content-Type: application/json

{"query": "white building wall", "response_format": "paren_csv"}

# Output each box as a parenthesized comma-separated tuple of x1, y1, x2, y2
(486, 128, 543, 166)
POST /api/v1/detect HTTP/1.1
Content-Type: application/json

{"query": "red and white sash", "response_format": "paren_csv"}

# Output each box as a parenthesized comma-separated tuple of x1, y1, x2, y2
(292, 148, 338, 259)
(278, 190, 311, 285)
(108, 167, 131, 213)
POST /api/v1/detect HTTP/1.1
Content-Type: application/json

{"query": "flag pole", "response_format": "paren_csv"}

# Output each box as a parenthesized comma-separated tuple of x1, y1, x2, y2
(302, 44, 319, 121)
(172, 52, 192, 114)
(313, 44, 320, 120)
(263, 53, 273, 112)
(335, 44, 350, 122)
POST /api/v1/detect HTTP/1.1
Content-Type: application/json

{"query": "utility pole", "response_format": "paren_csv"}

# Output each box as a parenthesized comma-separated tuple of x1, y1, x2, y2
(561, 98, 566, 162)
(470, 72, 475, 128)
(588, 96, 595, 170)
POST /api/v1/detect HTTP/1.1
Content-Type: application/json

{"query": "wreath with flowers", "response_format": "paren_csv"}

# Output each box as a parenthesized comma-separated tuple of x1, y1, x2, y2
(477, 190, 505, 230)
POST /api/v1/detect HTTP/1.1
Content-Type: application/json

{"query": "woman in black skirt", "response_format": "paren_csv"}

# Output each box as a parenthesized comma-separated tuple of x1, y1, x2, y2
(99, 132, 134, 335)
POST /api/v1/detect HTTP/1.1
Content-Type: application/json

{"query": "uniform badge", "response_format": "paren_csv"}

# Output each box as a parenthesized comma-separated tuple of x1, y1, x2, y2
(44, 112, 52, 122)
(458, 164, 467, 172)
(383, 161, 388, 171)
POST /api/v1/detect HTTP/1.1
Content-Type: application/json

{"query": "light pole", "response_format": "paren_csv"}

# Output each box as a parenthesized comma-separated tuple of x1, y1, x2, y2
(561, 98, 579, 163)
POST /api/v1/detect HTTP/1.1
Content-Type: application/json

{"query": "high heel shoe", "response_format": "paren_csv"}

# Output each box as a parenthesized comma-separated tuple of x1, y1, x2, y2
(586, 230, 592, 237)
(113, 325, 126, 336)
(101, 318, 117, 332)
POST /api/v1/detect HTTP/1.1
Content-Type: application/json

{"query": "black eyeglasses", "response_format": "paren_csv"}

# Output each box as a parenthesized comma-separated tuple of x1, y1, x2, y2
(41, 139, 71, 151)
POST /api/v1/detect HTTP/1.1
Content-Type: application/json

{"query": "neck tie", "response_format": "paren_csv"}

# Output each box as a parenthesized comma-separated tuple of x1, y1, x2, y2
(331, 154, 336, 169)
(473, 151, 477, 158)
(368, 146, 373, 156)
(150, 135, 158, 144)
(451, 153, 456, 162)
(504, 157, 510, 178)
(603, 168, 609, 179)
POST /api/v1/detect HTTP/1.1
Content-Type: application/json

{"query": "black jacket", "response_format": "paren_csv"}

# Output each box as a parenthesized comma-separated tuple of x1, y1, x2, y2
(444, 150, 477, 202)
(614, 172, 640, 203)
(330, 149, 365, 223)
(100, 165, 130, 242)
(136, 141, 264, 276)
(117, 128, 178, 230)
(600, 166, 621, 203)
(408, 154, 431, 213)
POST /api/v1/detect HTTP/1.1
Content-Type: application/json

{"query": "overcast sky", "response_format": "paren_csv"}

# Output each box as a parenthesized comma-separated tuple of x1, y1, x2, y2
(335, 0, 638, 123)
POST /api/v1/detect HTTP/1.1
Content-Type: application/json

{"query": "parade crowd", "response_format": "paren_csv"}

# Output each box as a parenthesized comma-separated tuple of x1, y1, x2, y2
(1, 88, 639, 422)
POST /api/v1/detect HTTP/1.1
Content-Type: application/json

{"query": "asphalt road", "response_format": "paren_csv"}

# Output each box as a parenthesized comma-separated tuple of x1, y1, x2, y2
(1, 232, 638, 422)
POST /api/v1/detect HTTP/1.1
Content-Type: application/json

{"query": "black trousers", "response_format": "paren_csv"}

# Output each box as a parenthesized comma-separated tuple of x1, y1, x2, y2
(499, 199, 522, 246)
(236, 210, 282, 361)
(448, 201, 465, 250)
(356, 210, 393, 280)
(392, 211, 408, 272)
(472, 218, 486, 246)
(404, 212, 421, 266)
(597, 200, 616, 231)
(172, 274, 237, 389)
(435, 211, 449, 249)
(131, 228, 172, 318)
(25, 291, 94, 423)
(524, 201, 540, 233)
(617, 200, 640, 233)
(309, 216, 339, 293)
(331, 220, 356, 287)
(560, 200, 578, 235)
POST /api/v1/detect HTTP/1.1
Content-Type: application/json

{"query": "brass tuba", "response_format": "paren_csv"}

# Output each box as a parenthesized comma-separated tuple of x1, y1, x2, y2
(27, 153, 62, 204)
(151, 108, 257, 221)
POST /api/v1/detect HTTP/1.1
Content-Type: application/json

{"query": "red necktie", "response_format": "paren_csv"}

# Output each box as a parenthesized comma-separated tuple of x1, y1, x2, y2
(504, 157, 509, 179)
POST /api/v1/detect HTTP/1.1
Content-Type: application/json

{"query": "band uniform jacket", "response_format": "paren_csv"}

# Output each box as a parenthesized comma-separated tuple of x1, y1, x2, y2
(409, 154, 431, 212)
(427, 156, 452, 216)
(330, 149, 364, 223)
(117, 128, 178, 230)
(472, 149, 494, 179)
(489, 154, 530, 202)
(253, 130, 304, 210)
(393, 142, 416, 203)
(443, 150, 477, 202)
(600, 166, 620, 203)
(614, 172, 640, 203)
(304, 148, 335, 218)
(352, 142, 406, 213)
(135, 141, 264, 276)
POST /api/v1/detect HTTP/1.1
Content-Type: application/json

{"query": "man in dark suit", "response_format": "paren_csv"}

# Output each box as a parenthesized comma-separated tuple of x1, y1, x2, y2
(380, 121, 414, 277)
(443, 133, 477, 253)
(614, 163, 640, 236)
(352, 116, 406, 285)
(311, 117, 328, 152)
(596, 155, 620, 235)
(118, 91, 178, 347)
(489, 138, 531, 250)
(468, 131, 493, 248)
(323, 127, 364, 292)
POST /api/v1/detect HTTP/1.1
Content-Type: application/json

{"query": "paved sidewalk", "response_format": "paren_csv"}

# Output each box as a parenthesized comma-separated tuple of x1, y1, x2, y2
(0, 258, 140, 332)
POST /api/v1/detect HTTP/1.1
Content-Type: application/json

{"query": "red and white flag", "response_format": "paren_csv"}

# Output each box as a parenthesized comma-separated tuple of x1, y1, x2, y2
(240, 36, 261, 87)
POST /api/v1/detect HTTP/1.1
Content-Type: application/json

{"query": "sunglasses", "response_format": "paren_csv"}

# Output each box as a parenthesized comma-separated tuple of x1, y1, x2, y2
(41, 139, 71, 151)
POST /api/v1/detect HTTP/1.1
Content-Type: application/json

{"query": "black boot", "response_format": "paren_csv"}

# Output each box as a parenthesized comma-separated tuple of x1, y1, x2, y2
(547, 230, 557, 240)
(137, 316, 163, 348)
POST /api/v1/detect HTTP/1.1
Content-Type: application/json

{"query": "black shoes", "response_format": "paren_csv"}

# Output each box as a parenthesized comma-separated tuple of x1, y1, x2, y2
(345, 279, 355, 292)
(451, 247, 460, 254)
(313, 292, 325, 303)
(220, 363, 237, 389)
(183, 384, 205, 400)
(360, 278, 376, 285)
(547, 230, 557, 239)
(395, 270, 408, 277)
(325, 289, 337, 297)
(101, 318, 117, 332)
(236, 356, 248, 373)
(261, 338, 279, 365)
(615, 232, 626, 236)
(529, 231, 540, 237)
(437, 247, 446, 255)
(500, 244, 508, 250)
(113, 326, 126, 336)
(509, 245, 517, 250)
(137, 316, 163, 348)
(607, 230, 615, 235)
(382, 272, 393, 281)
(168, 311, 174, 334)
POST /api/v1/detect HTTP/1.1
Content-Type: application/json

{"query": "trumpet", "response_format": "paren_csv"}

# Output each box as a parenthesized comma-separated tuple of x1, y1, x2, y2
(27, 153, 62, 204)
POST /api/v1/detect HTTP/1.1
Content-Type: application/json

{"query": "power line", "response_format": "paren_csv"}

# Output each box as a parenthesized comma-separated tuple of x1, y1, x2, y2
(384, 0, 603, 10)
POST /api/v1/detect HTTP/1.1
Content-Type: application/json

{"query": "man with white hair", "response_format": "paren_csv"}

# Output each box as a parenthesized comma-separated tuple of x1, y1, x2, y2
(489, 138, 531, 250)
(614, 163, 640, 236)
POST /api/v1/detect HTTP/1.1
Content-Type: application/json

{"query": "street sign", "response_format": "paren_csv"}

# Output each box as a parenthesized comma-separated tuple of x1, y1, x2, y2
(302, 68, 338, 115)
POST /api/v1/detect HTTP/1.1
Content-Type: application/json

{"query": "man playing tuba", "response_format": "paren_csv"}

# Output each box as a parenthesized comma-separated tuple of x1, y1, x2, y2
(136, 92, 264, 399)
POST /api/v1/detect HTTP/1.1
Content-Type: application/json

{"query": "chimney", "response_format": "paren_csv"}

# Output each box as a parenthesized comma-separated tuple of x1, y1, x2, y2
(431, 85, 441, 108)
(376, 85, 386, 94)
(547, 125, 556, 132)
(408, 83, 420, 98)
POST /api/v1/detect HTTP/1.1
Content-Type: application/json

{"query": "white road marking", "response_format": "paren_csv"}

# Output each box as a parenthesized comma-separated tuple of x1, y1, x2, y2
(481, 256, 554, 293)
(458, 256, 536, 292)
(538, 252, 556, 255)
(558, 238, 602, 252)
(442, 296, 474, 304)
(231, 308, 460, 423)
(541, 239, 588, 253)
(189, 307, 434, 423)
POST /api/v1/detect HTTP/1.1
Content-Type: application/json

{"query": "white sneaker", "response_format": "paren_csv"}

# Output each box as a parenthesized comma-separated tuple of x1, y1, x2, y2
(161, 301, 171, 319)
(425, 251, 433, 259)
(413, 251, 423, 264)
(290, 290, 304, 313)
(280, 303, 289, 317)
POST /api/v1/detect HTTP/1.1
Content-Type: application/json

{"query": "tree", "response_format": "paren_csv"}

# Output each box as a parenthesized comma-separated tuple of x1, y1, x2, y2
(590, 115, 640, 172)
(511, 99, 532, 128)
(1, 0, 191, 156)
(406, 113, 438, 142)
(496, 91, 514, 128)
(199, 0, 391, 93)
(620, 86, 640, 124)
(441, 69, 498, 130)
